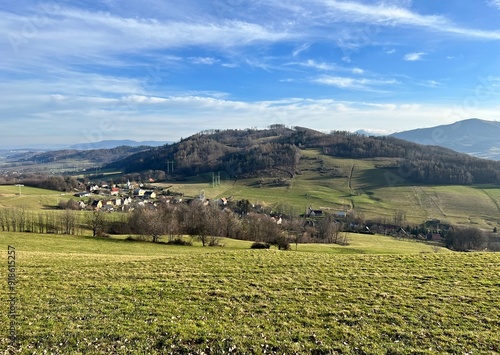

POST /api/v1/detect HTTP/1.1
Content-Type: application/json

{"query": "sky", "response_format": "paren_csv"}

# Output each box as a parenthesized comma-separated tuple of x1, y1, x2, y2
(2, 0, 500, 148)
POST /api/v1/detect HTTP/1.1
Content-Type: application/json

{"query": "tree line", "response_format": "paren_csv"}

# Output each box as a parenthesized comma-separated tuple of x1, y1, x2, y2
(2, 202, 498, 252)
(0, 207, 82, 235)
(125, 201, 347, 248)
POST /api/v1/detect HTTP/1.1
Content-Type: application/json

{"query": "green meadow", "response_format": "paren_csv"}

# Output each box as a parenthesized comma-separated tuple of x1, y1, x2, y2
(158, 149, 500, 229)
(1, 149, 500, 353)
(1, 233, 499, 354)
(0, 185, 73, 209)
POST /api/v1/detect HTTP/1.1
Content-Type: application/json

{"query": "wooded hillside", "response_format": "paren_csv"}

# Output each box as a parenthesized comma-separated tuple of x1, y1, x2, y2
(107, 125, 500, 185)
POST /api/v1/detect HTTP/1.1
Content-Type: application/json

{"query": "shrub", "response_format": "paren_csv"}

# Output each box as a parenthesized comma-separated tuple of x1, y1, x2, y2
(251, 242, 271, 249)
(166, 238, 193, 246)
(270, 235, 291, 250)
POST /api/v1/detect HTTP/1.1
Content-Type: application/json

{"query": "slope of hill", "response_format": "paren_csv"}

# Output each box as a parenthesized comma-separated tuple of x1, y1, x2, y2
(108, 125, 500, 186)
(391, 118, 500, 160)
(108, 126, 301, 179)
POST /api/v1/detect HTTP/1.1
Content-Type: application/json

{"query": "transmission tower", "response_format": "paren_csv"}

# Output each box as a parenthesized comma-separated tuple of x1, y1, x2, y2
(166, 160, 175, 174)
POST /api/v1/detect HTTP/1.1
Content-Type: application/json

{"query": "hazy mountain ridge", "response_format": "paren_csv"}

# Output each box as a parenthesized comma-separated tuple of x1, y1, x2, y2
(391, 118, 500, 160)
(69, 140, 169, 150)
(6, 146, 155, 167)
(0, 140, 169, 151)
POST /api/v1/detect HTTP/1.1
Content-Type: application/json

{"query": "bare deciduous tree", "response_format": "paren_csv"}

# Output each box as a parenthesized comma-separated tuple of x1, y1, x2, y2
(86, 210, 105, 237)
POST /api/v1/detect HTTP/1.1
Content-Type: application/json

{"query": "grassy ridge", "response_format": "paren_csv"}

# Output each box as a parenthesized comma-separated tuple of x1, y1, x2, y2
(1, 233, 498, 354)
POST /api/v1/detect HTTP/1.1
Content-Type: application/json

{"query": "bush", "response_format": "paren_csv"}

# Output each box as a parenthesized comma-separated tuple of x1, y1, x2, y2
(251, 242, 271, 249)
(166, 238, 193, 246)
(270, 236, 291, 250)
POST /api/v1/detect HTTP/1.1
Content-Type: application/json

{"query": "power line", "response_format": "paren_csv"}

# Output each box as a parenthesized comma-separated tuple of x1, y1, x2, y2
(212, 171, 221, 187)
(166, 160, 175, 174)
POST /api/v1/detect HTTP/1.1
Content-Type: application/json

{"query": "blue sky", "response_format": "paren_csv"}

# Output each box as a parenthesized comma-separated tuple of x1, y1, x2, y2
(2, 0, 500, 148)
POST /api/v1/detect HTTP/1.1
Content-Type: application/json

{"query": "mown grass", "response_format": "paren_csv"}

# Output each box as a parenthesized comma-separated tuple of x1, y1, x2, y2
(1, 233, 498, 354)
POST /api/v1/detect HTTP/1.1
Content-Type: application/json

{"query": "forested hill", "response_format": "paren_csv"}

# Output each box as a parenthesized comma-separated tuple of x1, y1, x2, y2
(107, 126, 301, 178)
(107, 125, 500, 185)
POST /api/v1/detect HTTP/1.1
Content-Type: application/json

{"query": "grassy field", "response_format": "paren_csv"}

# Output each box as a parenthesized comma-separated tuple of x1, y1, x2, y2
(1, 232, 499, 354)
(0, 185, 74, 209)
(155, 149, 500, 229)
(3, 146, 500, 230)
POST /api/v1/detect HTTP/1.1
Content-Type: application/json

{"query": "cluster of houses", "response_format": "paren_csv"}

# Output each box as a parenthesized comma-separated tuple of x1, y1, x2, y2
(73, 180, 165, 212)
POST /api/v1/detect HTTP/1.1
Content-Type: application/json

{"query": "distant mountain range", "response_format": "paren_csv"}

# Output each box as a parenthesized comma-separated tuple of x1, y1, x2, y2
(69, 140, 169, 150)
(0, 140, 169, 151)
(391, 118, 500, 160)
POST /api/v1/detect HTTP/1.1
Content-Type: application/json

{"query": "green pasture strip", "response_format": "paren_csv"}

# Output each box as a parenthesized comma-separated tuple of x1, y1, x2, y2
(1, 233, 498, 353)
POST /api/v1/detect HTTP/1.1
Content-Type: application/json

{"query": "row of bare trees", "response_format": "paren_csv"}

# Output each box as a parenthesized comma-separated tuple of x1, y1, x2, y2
(125, 202, 347, 248)
(0, 201, 348, 248)
(128, 202, 259, 245)
(446, 226, 500, 251)
(0, 207, 82, 235)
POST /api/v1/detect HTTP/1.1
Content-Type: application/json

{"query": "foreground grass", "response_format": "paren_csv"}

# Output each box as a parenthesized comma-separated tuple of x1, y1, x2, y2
(1, 233, 498, 354)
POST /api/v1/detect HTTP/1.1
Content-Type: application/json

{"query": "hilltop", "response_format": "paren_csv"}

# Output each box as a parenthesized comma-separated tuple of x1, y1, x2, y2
(108, 125, 500, 185)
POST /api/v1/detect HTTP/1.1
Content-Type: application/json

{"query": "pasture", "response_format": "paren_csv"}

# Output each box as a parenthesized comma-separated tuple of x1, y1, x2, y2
(156, 149, 500, 230)
(1, 232, 499, 354)
(0, 185, 73, 209)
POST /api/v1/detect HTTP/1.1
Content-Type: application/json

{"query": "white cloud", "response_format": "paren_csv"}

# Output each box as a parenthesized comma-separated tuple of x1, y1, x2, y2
(315, 0, 500, 39)
(489, 0, 500, 9)
(189, 57, 220, 65)
(292, 43, 312, 57)
(0, 7, 296, 72)
(298, 60, 337, 71)
(357, 128, 392, 135)
(221, 63, 239, 68)
(1, 73, 499, 147)
(421, 80, 441, 88)
(313, 75, 398, 90)
(404, 52, 426, 61)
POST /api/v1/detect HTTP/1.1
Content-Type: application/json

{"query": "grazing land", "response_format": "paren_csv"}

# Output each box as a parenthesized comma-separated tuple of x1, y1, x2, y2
(155, 151, 500, 230)
(1, 233, 499, 354)
(0, 185, 73, 209)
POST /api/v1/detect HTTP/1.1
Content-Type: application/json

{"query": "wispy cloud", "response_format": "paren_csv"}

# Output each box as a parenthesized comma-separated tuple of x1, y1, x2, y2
(189, 57, 219, 65)
(292, 43, 311, 57)
(296, 60, 337, 71)
(489, 0, 500, 9)
(315, 0, 500, 39)
(313, 75, 398, 90)
(421, 80, 441, 88)
(0, 7, 296, 70)
(290, 60, 365, 76)
(404, 52, 426, 61)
